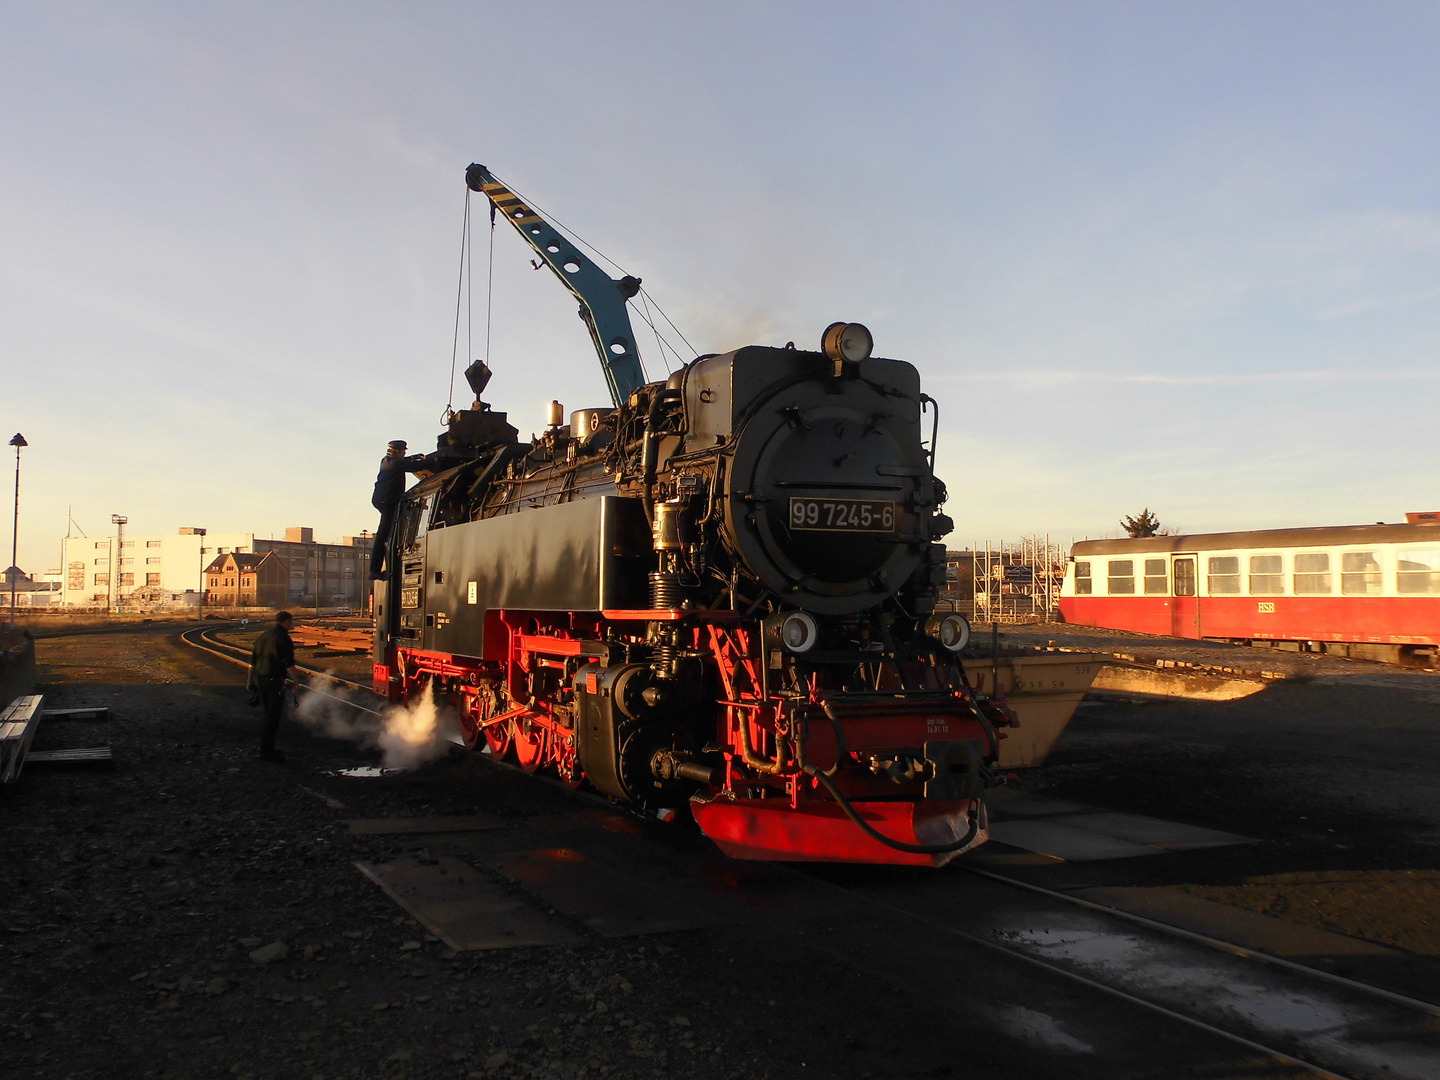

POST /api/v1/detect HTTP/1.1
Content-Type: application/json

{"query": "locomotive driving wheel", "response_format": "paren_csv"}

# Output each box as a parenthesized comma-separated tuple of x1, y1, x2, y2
(456, 694, 482, 750)
(484, 716, 513, 759)
(477, 688, 510, 758)
(512, 715, 547, 773)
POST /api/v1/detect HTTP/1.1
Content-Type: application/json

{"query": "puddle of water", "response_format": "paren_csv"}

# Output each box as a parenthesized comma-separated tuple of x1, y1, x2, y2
(330, 766, 394, 778)
(1000, 924, 1357, 1035)
(989, 1005, 1093, 1054)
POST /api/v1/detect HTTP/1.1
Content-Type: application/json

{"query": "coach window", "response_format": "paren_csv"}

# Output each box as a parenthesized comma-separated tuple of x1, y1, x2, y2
(1143, 558, 1168, 594)
(1397, 550, 1440, 594)
(1294, 552, 1332, 594)
(1249, 554, 1284, 594)
(1074, 561, 1092, 594)
(1207, 556, 1241, 594)
(1341, 551, 1383, 595)
(1107, 559, 1135, 594)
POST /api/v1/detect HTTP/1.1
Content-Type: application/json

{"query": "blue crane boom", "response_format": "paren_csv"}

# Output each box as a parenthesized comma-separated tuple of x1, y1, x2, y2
(465, 164, 647, 407)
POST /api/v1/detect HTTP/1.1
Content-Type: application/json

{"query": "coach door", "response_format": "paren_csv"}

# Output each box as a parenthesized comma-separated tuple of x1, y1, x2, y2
(1171, 555, 1200, 638)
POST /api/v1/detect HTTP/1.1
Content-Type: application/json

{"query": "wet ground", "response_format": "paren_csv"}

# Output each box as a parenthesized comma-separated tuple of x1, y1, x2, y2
(993, 621, 1440, 956)
(4, 622, 889, 1080)
(2, 618, 1438, 1078)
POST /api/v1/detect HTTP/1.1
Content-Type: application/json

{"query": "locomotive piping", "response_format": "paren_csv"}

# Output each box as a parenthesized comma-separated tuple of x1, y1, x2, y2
(735, 712, 788, 775)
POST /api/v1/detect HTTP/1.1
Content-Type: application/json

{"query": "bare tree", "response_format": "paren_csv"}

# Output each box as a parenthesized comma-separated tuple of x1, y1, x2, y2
(1120, 508, 1163, 538)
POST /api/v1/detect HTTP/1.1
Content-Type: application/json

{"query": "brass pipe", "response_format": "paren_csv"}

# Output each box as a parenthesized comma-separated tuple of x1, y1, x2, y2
(735, 710, 788, 775)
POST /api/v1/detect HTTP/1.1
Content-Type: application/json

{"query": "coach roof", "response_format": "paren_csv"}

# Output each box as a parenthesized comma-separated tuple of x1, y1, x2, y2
(1072, 522, 1440, 557)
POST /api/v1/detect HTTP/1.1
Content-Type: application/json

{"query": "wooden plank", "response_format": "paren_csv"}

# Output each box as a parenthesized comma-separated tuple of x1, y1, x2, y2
(5, 695, 42, 721)
(0, 693, 42, 783)
(347, 815, 509, 836)
(24, 747, 113, 764)
(43, 707, 111, 721)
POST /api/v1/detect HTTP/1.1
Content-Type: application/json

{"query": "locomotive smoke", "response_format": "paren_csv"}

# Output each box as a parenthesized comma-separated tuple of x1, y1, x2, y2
(295, 677, 456, 771)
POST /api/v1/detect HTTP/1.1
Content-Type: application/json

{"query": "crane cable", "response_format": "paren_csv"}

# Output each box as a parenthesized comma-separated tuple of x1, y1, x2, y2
(485, 202, 496, 372)
(445, 187, 472, 420)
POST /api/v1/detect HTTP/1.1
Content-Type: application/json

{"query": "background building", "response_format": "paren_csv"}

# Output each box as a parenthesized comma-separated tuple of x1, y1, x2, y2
(204, 552, 287, 608)
(2, 566, 64, 608)
(253, 528, 371, 610)
(58, 525, 372, 611)
(60, 528, 254, 610)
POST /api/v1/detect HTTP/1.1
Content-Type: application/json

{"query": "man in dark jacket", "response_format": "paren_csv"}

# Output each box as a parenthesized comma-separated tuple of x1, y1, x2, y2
(370, 439, 424, 578)
(247, 610, 299, 762)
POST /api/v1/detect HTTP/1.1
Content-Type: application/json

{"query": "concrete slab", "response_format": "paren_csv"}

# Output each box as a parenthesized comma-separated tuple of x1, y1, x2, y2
(458, 811, 814, 936)
(488, 846, 730, 937)
(1064, 812, 1253, 851)
(988, 794, 1097, 818)
(983, 793, 1254, 859)
(355, 856, 578, 951)
(1090, 665, 1269, 701)
(987, 820, 1160, 861)
(348, 815, 510, 836)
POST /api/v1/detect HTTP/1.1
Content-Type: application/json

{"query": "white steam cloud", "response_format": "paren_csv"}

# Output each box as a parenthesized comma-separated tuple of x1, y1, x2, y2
(295, 676, 460, 771)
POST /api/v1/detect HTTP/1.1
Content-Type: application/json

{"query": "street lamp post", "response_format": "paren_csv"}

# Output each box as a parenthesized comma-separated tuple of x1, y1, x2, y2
(8, 433, 26, 628)
(194, 528, 207, 622)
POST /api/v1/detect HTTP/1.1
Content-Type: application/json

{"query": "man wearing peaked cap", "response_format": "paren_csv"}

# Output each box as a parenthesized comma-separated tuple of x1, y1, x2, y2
(370, 440, 424, 578)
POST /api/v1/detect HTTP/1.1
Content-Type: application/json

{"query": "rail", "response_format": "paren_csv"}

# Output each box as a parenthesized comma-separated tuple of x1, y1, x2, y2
(179, 624, 385, 717)
(961, 865, 1440, 1015)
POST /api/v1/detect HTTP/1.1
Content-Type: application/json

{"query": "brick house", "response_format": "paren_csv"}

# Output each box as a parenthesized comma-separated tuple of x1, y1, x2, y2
(204, 552, 287, 608)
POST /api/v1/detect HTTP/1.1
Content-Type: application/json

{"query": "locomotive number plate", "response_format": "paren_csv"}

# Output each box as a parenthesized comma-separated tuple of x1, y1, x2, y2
(789, 497, 896, 533)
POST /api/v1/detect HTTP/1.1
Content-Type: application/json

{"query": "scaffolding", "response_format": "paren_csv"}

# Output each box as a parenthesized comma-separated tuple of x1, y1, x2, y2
(938, 536, 1071, 623)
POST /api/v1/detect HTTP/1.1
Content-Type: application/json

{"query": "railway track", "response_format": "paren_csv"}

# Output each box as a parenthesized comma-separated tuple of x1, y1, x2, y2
(446, 747, 1440, 1078)
(178, 621, 1439, 1077)
(832, 864, 1440, 1080)
(442, 758, 1440, 1077)
(179, 623, 385, 716)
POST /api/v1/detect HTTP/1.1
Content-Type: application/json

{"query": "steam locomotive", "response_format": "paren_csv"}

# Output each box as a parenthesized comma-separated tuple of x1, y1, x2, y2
(372, 165, 1007, 866)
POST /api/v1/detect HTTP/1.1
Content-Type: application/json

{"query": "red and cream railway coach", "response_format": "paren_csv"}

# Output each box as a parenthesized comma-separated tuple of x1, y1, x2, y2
(1058, 524, 1440, 666)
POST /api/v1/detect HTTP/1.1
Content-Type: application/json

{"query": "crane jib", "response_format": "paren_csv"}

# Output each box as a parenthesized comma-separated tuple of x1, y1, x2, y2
(465, 163, 647, 408)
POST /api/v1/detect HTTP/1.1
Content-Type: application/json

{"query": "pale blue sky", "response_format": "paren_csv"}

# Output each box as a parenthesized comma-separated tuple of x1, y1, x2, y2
(3, 2, 1439, 572)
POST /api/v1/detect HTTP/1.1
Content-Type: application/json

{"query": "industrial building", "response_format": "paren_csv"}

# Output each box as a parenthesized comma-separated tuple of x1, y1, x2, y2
(59, 528, 253, 610)
(253, 528, 372, 611)
(58, 525, 373, 611)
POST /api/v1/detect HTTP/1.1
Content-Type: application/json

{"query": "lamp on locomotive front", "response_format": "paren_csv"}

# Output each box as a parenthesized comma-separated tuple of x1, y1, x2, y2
(780, 611, 819, 653)
(821, 321, 874, 375)
(926, 612, 973, 653)
(763, 610, 819, 655)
